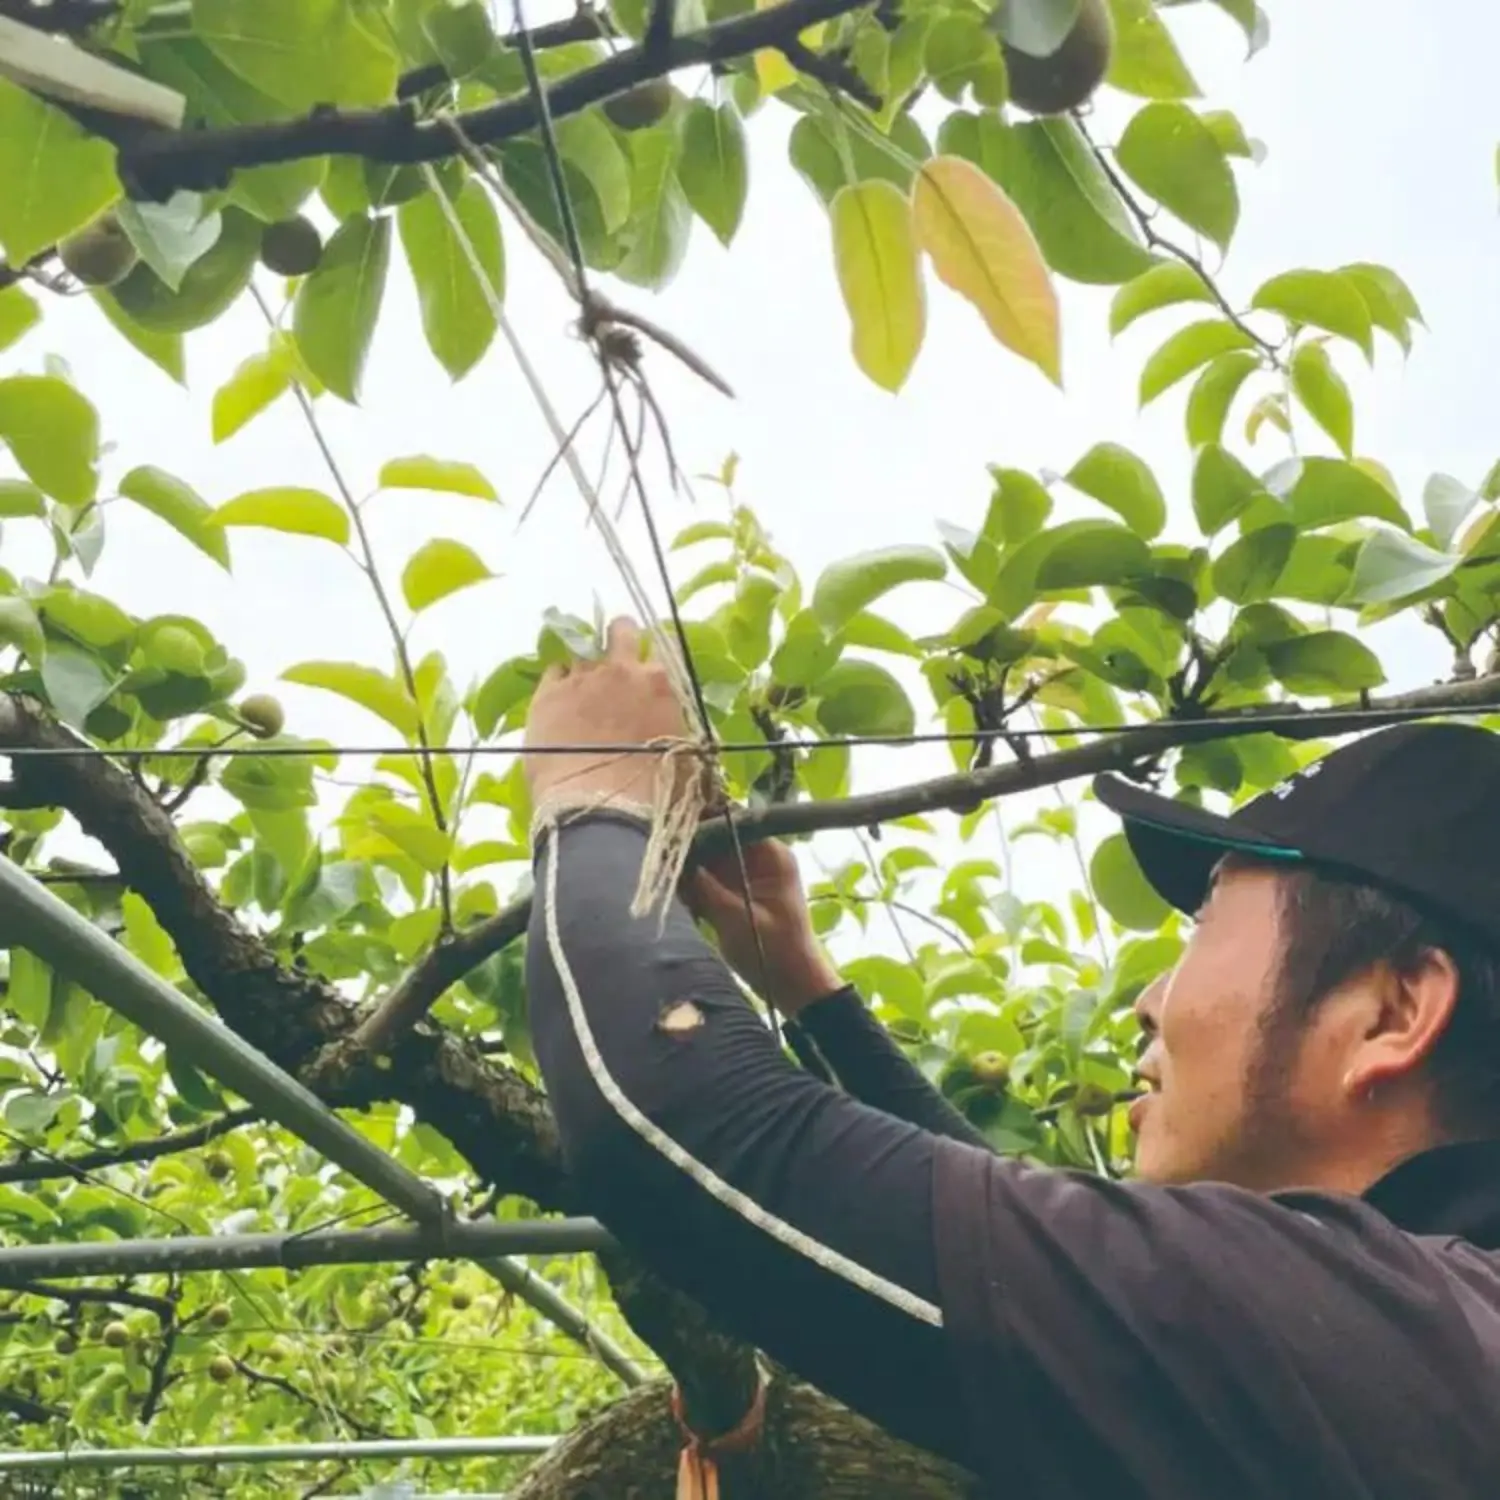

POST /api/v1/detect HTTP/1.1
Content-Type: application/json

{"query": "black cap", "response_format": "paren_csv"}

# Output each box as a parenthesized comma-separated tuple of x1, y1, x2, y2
(1093, 722, 1500, 949)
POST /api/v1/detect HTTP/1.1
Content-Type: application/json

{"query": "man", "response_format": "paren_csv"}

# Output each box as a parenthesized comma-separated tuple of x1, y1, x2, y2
(521, 617, 1500, 1497)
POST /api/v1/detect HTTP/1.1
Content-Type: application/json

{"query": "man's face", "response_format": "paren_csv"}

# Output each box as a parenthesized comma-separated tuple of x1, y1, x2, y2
(1130, 859, 1334, 1190)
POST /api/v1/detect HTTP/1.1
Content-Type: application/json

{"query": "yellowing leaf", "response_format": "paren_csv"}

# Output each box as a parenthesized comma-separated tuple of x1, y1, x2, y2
(378, 456, 497, 501)
(212, 339, 296, 443)
(754, 0, 823, 92)
(830, 181, 926, 393)
(401, 538, 493, 613)
(912, 156, 1061, 385)
(213, 487, 350, 544)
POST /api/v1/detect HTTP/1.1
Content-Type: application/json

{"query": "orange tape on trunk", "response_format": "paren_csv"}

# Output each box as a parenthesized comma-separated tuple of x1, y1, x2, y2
(671, 1378, 768, 1500)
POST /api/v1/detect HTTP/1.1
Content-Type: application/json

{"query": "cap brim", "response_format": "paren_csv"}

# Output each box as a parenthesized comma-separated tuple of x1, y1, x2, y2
(1092, 773, 1306, 916)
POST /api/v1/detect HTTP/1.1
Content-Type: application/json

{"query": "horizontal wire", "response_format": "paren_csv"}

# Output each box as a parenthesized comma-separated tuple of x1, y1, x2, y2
(0, 699, 1494, 763)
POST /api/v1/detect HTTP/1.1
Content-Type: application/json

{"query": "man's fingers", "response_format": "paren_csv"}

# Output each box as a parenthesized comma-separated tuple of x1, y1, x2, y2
(605, 615, 643, 661)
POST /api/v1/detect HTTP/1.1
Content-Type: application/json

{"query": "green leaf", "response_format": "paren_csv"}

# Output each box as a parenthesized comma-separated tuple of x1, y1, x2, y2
(139, 39, 325, 223)
(211, 336, 296, 443)
(41, 644, 114, 728)
(1191, 443, 1266, 535)
(281, 661, 420, 737)
(401, 539, 493, 612)
(379, 455, 497, 501)
(398, 180, 503, 381)
(1185, 350, 1260, 446)
(811, 546, 947, 630)
(1289, 342, 1354, 456)
(1202, 0, 1270, 54)
(1422, 474, 1478, 551)
(1105, 0, 1199, 99)
(194, 0, 398, 110)
(1279, 457, 1409, 531)
(1090, 832, 1172, 931)
(0, 375, 99, 506)
(119, 466, 232, 569)
(830, 180, 927, 393)
(1339, 261, 1419, 353)
(788, 111, 928, 207)
(0, 286, 39, 351)
(0, 81, 120, 264)
(115, 193, 222, 293)
(815, 660, 916, 737)
(678, 102, 749, 246)
(1064, 443, 1165, 538)
(937, 112, 1154, 286)
(1251, 270, 1374, 361)
(1200, 109, 1260, 161)
(39, 586, 134, 648)
(103, 206, 261, 333)
(617, 126, 693, 291)
(213, 487, 350, 544)
(1348, 531, 1459, 606)
(1116, 102, 1239, 250)
(0, 596, 44, 662)
(1212, 523, 1294, 603)
(1263, 631, 1385, 696)
(989, 0, 1082, 55)
(1109, 260, 1212, 335)
(770, 610, 842, 688)
(556, 113, 632, 234)
(1274, 535, 1357, 605)
(1139, 320, 1255, 404)
(0, 480, 43, 517)
(92, 289, 186, 384)
(293, 212, 391, 403)
(1034, 521, 1151, 590)
(497, 140, 612, 271)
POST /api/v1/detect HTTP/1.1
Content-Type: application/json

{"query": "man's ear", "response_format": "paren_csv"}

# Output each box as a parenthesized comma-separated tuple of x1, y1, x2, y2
(1349, 949, 1460, 1097)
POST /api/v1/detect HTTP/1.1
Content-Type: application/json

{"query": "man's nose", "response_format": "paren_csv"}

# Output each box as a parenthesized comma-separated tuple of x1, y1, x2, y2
(1134, 973, 1168, 1035)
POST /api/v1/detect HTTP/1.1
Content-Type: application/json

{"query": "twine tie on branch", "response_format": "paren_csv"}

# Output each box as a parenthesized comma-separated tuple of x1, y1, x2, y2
(671, 1378, 768, 1500)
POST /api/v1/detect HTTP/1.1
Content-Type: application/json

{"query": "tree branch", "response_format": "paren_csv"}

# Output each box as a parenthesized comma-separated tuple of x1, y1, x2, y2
(396, 9, 616, 99)
(115, 0, 878, 200)
(6, 1280, 173, 1316)
(1073, 112, 1282, 364)
(0, 1107, 256, 1185)
(356, 672, 1500, 1045)
(0, 693, 762, 1446)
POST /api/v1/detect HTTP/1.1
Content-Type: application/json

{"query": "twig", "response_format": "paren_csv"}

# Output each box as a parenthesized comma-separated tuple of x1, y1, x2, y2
(253, 288, 456, 934)
(1073, 113, 1282, 365)
(781, 36, 881, 110)
(8, 1281, 173, 1315)
(0, 1108, 256, 1184)
(115, 0, 880, 200)
(396, 7, 615, 99)
(140, 1287, 179, 1423)
(233, 1358, 383, 1439)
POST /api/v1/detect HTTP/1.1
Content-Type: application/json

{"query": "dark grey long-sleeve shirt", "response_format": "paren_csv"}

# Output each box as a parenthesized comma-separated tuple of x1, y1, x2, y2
(526, 812, 1500, 1496)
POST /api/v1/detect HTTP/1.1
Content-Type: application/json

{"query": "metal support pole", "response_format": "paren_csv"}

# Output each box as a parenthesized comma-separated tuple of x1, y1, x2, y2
(480, 1256, 645, 1387)
(0, 857, 446, 1224)
(0, 1436, 557, 1472)
(0, 1216, 614, 1281)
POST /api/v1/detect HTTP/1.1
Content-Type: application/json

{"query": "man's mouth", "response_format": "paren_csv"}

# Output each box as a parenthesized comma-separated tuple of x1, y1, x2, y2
(1128, 1074, 1160, 1132)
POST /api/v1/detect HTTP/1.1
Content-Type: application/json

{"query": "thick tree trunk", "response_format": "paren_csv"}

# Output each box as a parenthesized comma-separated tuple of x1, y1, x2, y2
(508, 1377, 976, 1500)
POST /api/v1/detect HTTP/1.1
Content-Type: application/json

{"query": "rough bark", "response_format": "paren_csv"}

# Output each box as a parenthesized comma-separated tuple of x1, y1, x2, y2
(0, 696, 761, 1433)
(507, 1377, 976, 1500)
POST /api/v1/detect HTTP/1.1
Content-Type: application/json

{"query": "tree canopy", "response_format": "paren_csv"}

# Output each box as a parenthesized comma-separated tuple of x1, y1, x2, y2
(0, 0, 1496, 1493)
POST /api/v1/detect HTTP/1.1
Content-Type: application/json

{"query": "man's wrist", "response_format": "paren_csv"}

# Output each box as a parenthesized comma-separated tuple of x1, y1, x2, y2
(773, 949, 845, 1017)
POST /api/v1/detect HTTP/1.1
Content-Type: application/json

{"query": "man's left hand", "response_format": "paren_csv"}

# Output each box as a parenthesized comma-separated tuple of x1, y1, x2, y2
(522, 616, 692, 811)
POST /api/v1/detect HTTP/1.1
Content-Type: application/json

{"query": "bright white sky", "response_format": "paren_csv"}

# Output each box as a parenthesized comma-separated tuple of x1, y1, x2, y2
(6, 0, 1498, 955)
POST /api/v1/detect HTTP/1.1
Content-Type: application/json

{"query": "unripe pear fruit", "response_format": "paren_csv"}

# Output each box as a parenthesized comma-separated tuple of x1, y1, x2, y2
(449, 1288, 473, 1312)
(1072, 1081, 1116, 1118)
(971, 1051, 1011, 1088)
(102, 1321, 130, 1349)
(208, 1354, 236, 1384)
(603, 80, 674, 131)
(258, 216, 324, 277)
(58, 214, 139, 288)
(237, 693, 285, 739)
(206, 1303, 232, 1330)
(54, 1332, 78, 1356)
(205, 1150, 233, 1181)
(995, 0, 1114, 116)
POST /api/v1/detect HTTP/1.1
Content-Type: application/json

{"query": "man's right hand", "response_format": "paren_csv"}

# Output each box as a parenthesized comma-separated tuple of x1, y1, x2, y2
(683, 839, 843, 1018)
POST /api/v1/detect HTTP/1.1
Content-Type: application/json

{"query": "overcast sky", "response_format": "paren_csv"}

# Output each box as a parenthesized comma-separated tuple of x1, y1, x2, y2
(6, 0, 1498, 956)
